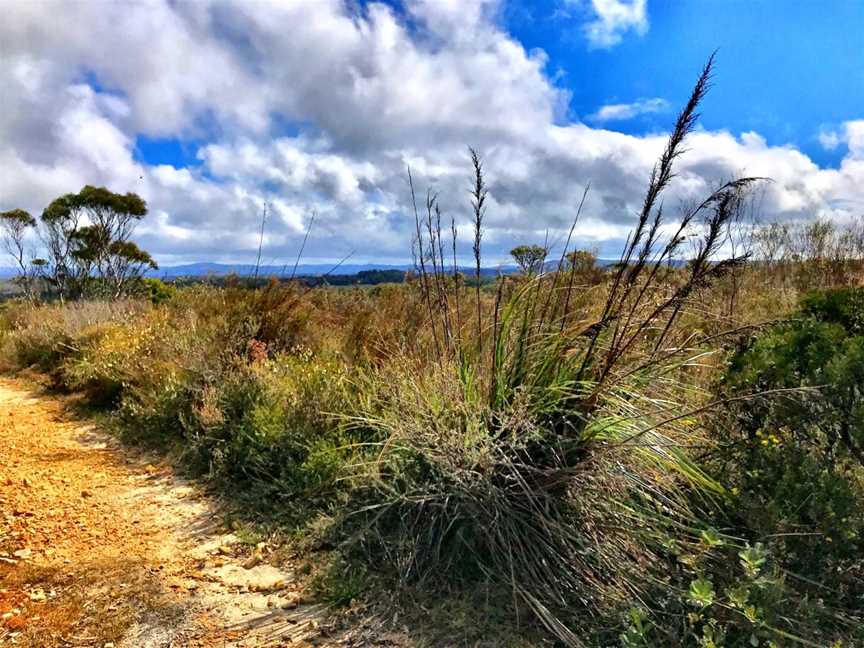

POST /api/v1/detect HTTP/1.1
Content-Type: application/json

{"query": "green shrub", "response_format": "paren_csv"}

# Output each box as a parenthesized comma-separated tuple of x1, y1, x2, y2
(343, 312, 728, 644)
(178, 352, 364, 512)
(142, 278, 177, 305)
(116, 365, 195, 441)
(724, 286, 864, 469)
(799, 284, 864, 333)
(713, 287, 864, 643)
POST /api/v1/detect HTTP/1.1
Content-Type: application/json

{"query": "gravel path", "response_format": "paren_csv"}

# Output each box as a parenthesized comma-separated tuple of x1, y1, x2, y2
(0, 378, 327, 647)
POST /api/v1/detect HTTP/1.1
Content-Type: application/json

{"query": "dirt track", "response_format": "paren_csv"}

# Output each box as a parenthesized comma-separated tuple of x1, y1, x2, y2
(0, 378, 328, 647)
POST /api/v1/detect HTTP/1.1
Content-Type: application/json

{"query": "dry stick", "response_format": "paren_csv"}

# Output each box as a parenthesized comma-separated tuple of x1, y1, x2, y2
(533, 183, 590, 335)
(408, 166, 441, 361)
(599, 249, 723, 390)
(434, 202, 454, 352)
(610, 319, 781, 391)
(589, 387, 817, 451)
(650, 255, 748, 360)
(527, 230, 550, 333)
(425, 192, 452, 351)
(616, 195, 705, 331)
(576, 226, 634, 382)
(434, 202, 453, 351)
(602, 201, 668, 376)
(599, 206, 685, 378)
(617, 51, 714, 311)
(287, 211, 315, 280)
(577, 55, 715, 383)
(451, 214, 463, 351)
(522, 233, 551, 348)
(299, 249, 355, 297)
(489, 273, 505, 403)
(557, 184, 592, 332)
(541, 229, 550, 275)
(253, 202, 268, 283)
(603, 250, 744, 397)
(425, 190, 441, 281)
(435, 201, 447, 283)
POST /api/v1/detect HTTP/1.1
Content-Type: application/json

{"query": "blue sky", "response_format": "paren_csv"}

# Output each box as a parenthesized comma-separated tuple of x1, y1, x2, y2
(162, 2, 864, 163)
(134, 1, 864, 170)
(505, 0, 864, 166)
(3, 0, 863, 265)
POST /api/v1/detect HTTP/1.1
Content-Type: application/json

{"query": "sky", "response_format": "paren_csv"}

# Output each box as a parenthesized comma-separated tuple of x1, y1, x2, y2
(1, 0, 863, 266)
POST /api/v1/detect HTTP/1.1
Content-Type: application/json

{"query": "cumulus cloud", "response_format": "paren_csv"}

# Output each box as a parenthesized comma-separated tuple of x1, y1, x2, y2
(818, 122, 864, 156)
(587, 97, 669, 123)
(579, 0, 649, 49)
(0, 0, 862, 266)
(819, 128, 842, 151)
(844, 121, 864, 158)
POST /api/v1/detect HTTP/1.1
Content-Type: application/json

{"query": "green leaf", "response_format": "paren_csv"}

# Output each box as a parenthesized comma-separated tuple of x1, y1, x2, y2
(726, 585, 749, 608)
(700, 528, 724, 548)
(688, 577, 715, 607)
(738, 543, 768, 576)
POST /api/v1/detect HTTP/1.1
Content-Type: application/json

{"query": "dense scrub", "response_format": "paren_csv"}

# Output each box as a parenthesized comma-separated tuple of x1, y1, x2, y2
(712, 287, 864, 639)
(4, 270, 862, 646)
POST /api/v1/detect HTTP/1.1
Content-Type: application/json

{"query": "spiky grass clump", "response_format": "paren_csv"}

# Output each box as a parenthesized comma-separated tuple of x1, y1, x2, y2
(349, 290, 726, 643)
(344, 55, 763, 645)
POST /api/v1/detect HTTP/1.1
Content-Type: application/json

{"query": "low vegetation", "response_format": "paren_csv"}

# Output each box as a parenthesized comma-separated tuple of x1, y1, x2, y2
(2, 59, 862, 646)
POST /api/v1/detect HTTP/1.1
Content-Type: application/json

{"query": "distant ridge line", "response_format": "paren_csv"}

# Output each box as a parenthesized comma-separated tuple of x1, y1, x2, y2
(0, 259, 664, 280)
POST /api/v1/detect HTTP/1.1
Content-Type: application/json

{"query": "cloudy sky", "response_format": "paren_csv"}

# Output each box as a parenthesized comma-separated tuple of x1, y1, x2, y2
(2, 0, 863, 266)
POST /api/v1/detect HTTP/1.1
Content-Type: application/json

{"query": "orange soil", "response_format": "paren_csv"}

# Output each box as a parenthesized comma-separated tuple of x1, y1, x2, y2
(0, 378, 325, 647)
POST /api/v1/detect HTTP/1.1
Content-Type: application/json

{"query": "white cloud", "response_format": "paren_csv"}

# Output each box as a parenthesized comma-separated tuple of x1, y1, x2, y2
(818, 122, 864, 157)
(0, 0, 862, 266)
(845, 120, 864, 158)
(580, 0, 649, 49)
(819, 128, 842, 151)
(587, 97, 669, 122)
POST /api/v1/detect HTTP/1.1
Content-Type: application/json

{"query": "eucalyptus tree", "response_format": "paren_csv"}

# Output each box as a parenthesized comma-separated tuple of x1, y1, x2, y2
(510, 244, 548, 275)
(0, 208, 42, 301)
(40, 185, 155, 301)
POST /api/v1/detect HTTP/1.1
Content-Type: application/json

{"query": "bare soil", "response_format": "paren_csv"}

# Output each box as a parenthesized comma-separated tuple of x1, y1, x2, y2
(0, 378, 331, 647)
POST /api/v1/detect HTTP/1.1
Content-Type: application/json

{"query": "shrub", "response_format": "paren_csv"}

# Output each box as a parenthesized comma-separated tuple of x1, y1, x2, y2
(178, 352, 363, 513)
(0, 299, 148, 375)
(336, 56, 793, 645)
(713, 286, 864, 642)
(142, 277, 177, 305)
(62, 309, 183, 405)
(724, 286, 864, 467)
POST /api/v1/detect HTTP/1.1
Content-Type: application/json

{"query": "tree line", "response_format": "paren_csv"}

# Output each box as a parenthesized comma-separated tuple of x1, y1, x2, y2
(0, 186, 157, 302)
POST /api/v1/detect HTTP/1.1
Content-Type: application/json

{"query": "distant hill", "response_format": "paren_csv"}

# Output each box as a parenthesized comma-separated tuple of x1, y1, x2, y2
(0, 262, 519, 281)
(146, 262, 409, 278)
(145, 262, 522, 279)
(1, 259, 652, 282)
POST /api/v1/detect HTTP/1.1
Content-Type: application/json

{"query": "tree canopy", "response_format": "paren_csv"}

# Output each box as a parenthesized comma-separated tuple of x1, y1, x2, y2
(1, 186, 155, 301)
(510, 244, 547, 274)
(1, 208, 36, 228)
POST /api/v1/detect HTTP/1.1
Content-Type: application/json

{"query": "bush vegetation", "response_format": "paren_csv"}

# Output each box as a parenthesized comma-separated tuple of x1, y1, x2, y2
(1, 59, 862, 646)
